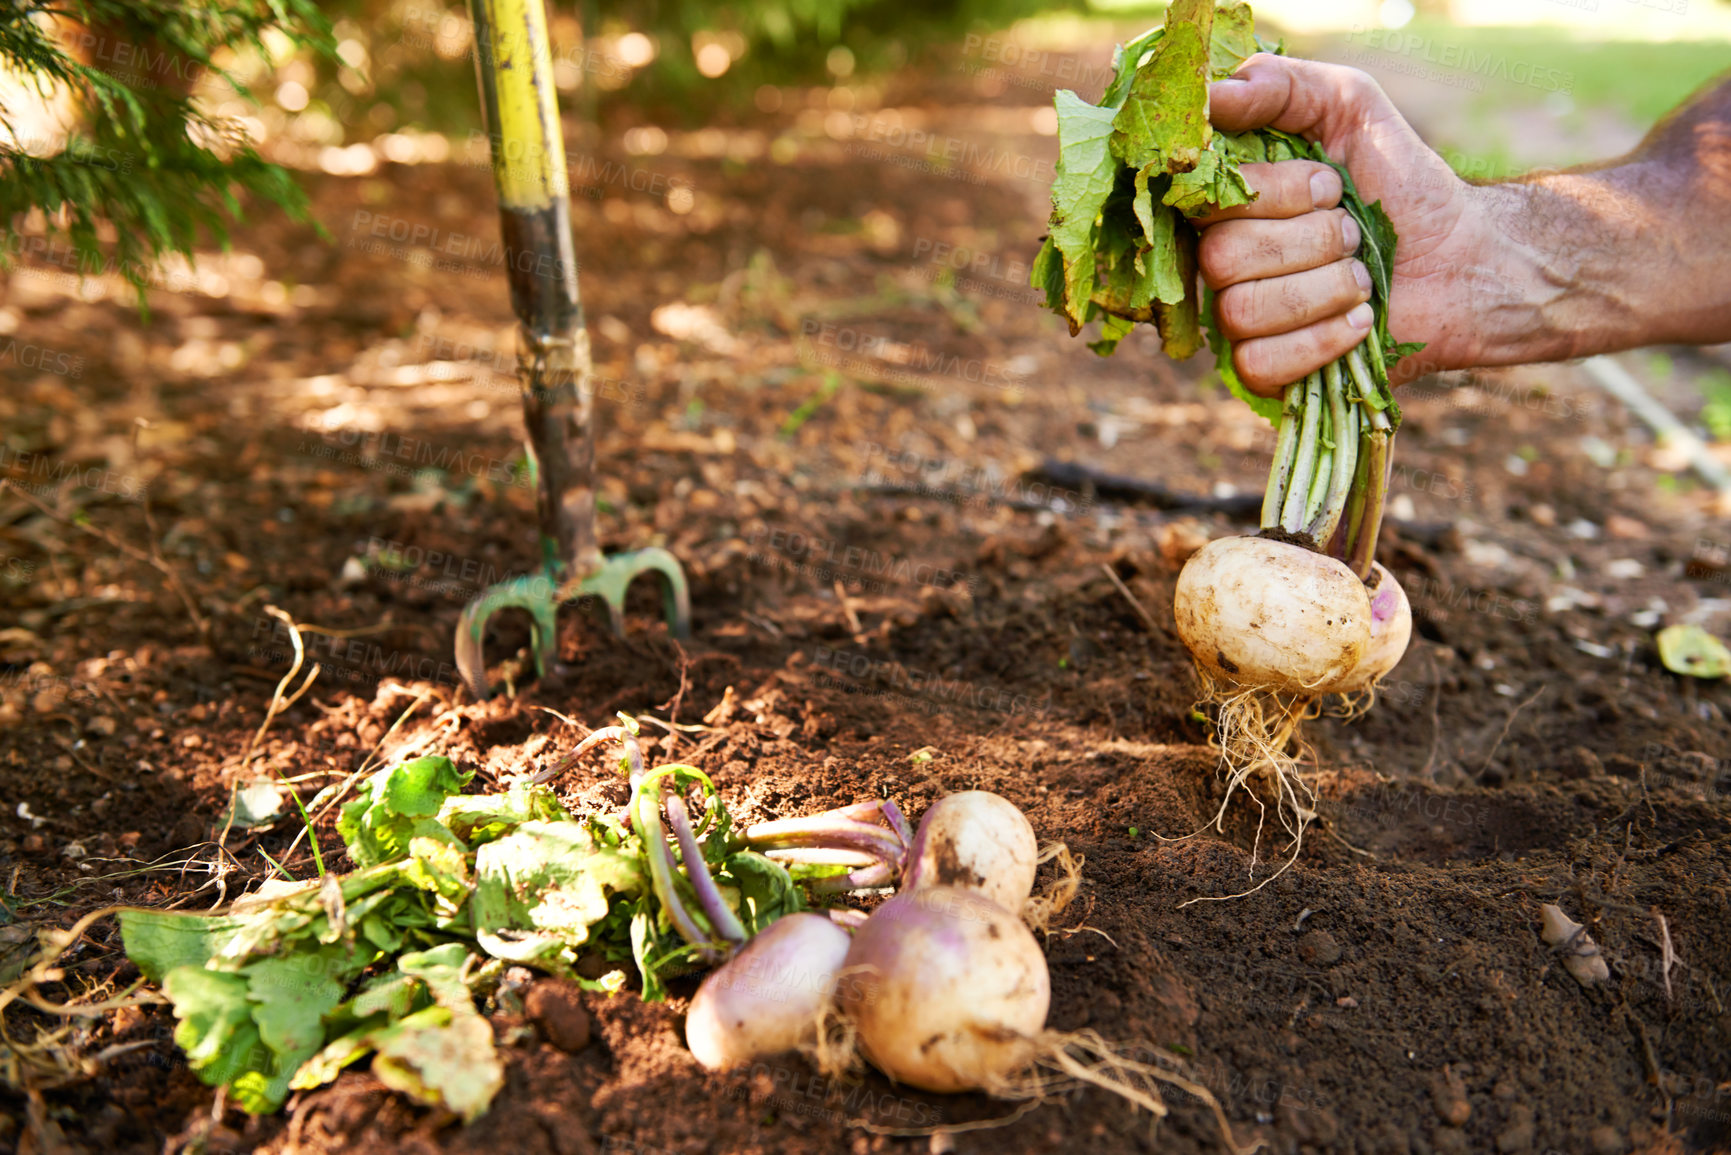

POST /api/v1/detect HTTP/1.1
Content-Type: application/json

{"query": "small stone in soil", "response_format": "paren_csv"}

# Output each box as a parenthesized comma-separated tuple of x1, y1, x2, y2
(1430, 1067, 1471, 1127)
(1297, 930, 1341, 965)
(525, 980, 592, 1052)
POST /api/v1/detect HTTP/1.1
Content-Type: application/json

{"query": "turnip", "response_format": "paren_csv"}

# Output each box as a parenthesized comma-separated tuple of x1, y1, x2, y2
(838, 886, 1049, 1093)
(1173, 537, 1371, 693)
(685, 912, 852, 1070)
(902, 791, 1039, 915)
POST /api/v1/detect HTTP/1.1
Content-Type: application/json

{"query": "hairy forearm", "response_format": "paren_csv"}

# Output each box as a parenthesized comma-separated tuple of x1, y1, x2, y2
(1466, 74, 1731, 368)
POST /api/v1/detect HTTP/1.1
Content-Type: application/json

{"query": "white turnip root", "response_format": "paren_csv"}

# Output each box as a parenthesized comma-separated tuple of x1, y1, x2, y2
(902, 791, 1038, 916)
(685, 912, 852, 1070)
(838, 886, 1049, 1093)
(1173, 536, 1371, 692)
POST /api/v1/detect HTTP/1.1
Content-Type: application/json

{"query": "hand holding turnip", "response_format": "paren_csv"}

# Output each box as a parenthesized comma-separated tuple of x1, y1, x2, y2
(1035, 0, 1417, 900)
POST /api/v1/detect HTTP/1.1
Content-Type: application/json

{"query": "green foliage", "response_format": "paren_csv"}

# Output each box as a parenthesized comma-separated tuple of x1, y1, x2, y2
(0, 1, 336, 302)
(337, 756, 472, 868)
(120, 750, 804, 1118)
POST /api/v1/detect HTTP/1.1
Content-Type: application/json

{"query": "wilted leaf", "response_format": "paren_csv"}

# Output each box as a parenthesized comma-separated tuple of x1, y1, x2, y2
(370, 1004, 502, 1124)
(437, 779, 567, 847)
(120, 910, 251, 982)
(472, 821, 644, 969)
(1208, 0, 1260, 77)
(226, 779, 286, 829)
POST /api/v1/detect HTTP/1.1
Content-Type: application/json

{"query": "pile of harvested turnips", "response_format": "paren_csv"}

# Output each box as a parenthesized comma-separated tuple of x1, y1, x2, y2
(688, 790, 1052, 1092)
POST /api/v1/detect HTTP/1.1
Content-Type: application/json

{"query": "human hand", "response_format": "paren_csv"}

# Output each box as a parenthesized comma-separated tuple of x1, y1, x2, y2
(1195, 54, 1493, 393)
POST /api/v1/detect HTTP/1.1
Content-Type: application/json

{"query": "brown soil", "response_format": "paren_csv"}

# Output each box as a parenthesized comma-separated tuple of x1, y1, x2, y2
(2, 42, 1729, 1155)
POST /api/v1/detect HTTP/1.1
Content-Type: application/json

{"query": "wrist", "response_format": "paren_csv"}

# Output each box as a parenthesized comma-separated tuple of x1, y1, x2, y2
(1451, 179, 1591, 369)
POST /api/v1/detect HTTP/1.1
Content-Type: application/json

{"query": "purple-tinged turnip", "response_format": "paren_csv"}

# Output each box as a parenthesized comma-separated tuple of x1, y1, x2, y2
(838, 886, 1048, 1093)
(685, 912, 852, 1071)
(903, 791, 1038, 916)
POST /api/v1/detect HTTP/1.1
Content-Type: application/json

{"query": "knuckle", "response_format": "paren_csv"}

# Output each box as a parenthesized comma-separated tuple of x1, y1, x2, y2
(1274, 278, 1310, 321)
(1337, 66, 1384, 110)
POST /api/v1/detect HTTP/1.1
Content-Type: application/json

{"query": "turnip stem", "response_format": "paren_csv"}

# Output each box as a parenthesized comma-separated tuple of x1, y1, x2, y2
(1262, 384, 1303, 529)
(1303, 445, 1333, 527)
(635, 784, 721, 962)
(666, 792, 748, 948)
(743, 817, 906, 864)
(807, 861, 896, 894)
(1345, 346, 1392, 433)
(1279, 372, 1324, 533)
(1307, 360, 1359, 546)
(1346, 429, 1392, 582)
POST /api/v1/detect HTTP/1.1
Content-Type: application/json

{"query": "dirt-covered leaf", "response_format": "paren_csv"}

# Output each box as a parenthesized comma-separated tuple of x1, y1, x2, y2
(1110, 0, 1213, 173)
(472, 821, 644, 969)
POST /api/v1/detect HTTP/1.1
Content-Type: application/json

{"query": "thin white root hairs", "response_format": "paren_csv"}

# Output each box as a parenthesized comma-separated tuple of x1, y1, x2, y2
(1022, 842, 1084, 936)
(1162, 670, 1323, 906)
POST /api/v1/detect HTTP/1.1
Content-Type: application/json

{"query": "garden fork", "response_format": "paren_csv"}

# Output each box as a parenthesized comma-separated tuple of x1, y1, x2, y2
(456, 0, 689, 700)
